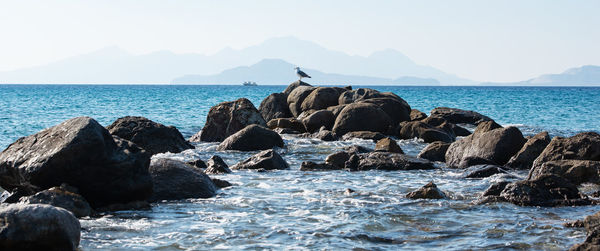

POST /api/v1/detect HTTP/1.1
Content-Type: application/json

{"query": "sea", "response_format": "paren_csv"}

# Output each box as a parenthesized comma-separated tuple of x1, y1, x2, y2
(0, 85, 599, 250)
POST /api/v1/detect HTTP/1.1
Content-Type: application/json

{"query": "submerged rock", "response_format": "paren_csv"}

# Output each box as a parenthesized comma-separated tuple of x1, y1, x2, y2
(211, 178, 232, 188)
(332, 103, 392, 136)
(505, 131, 551, 169)
(356, 152, 435, 171)
(231, 149, 289, 170)
(148, 158, 217, 202)
(217, 124, 284, 151)
(107, 116, 193, 155)
(299, 161, 340, 171)
(406, 182, 446, 199)
(375, 137, 404, 153)
(19, 184, 92, 218)
(429, 107, 493, 125)
(196, 98, 266, 142)
(417, 141, 450, 162)
(205, 155, 232, 174)
(259, 93, 293, 122)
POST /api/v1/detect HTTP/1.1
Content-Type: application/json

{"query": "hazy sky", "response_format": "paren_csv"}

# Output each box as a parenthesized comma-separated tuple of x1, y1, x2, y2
(1, 0, 599, 82)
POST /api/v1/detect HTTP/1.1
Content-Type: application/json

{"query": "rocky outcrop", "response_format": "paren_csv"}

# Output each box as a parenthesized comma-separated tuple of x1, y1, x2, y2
(300, 87, 344, 111)
(570, 211, 600, 251)
(0, 117, 152, 208)
(283, 80, 311, 96)
(410, 109, 427, 121)
(0, 204, 80, 251)
(301, 110, 335, 133)
(341, 131, 386, 141)
(197, 98, 266, 142)
(205, 155, 232, 174)
(231, 149, 289, 170)
(505, 131, 551, 169)
(287, 86, 316, 117)
(267, 118, 306, 133)
(217, 125, 284, 151)
(332, 103, 392, 136)
(406, 182, 446, 199)
(532, 132, 600, 168)
(375, 137, 404, 153)
(417, 141, 450, 162)
(107, 116, 193, 155)
(355, 152, 435, 171)
(528, 160, 600, 185)
(462, 165, 507, 178)
(148, 158, 217, 202)
(398, 121, 454, 143)
(429, 107, 493, 125)
(445, 125, 526, 168)
(19, 184, 92, 218)
(259, 93, 293, 122)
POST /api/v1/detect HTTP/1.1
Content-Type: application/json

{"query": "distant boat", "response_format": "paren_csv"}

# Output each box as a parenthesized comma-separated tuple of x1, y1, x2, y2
(242, 81, 258, 86)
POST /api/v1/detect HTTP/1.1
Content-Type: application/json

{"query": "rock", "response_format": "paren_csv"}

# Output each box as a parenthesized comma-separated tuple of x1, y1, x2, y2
(302, 110, 335, 133)
(532, 132, 600, 168)
(429, 107, 493, 125)
(327, 104, 348, 118)
(0, 204, 80, 251)
(338, 88, 400, 104)
(299, 161, 340, 171)
(332, 103, 392, 136)
(344, 188, 355, 195)
(231, 149, 289, 170)
(527, 160, 600, 185)
(274, 128, 301, 135)
(344, 154, 360, 170)
(267, 118, 306, 133)
(106, 116, 193, 155)
(360, 97, 411, 125)
(300, 87, 344, 112)
(398, 121, 453, 143)
(325, 151, 351, 169)
(217, 124, 284, 151)
(481, 181, 511, 197)
(19, 184, 92, 218)
(462, 165, 507, 178)
(205, 155, 232, 174)
(259, 93, 293, 122)
(187, 159, 207, 169)
(356, 152, 435, 171)
(197, 98, 266, 142)
(283, 80, 311, 96)
(505, 131, 551, 169)
(0, 117, 152, 208)
(473, 120, 502, 134)
(406, 182, 446, 199)
(570, 211, 600, 250)
(344, 145, 373, 154)
(211, 178, 232, 188)
(417, 141, 450, 162)
(410, 109, 427, 121)
(0, 184, 37, 204)
(313, 128, 337, 141)
(375, 137, 404, 153)
(342, 131, 386, 141)
(148, 158, 217, 202)
(287, 86, 316, 117)
(445, 126, 526, 168)
(451, 124, 472, 137)
(499, 174, 591, 207)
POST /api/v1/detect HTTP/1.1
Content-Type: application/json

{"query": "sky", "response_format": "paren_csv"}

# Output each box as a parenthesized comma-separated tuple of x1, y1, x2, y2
(0, 0, 599, 82)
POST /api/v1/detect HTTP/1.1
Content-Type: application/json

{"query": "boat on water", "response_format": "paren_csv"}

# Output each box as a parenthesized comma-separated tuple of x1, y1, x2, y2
(242, 81, 258, 86)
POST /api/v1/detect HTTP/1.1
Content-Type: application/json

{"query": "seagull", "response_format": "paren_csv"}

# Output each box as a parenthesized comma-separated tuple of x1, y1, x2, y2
(295, 67, 311, 81)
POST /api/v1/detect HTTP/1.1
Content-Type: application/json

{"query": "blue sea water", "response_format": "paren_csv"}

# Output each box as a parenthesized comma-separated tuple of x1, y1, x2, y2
(1, 84, 599, 250)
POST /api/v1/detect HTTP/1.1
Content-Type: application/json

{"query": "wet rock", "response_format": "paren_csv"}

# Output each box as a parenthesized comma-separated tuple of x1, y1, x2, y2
(325, 151, 351, 169)
(417, 141, 450, 162)
(532, 132, 600, 168)
(505, 131, 551, 169)
(345, 154, 361, 170)
(0, 117, 152, 208)
(231, 149, 289, 170)
(187, 159, 207, 169)
(259, 93, 293, 122)
(344, 145, 373, 154)
(148, 158, 217, 202)
(283, 80, 311, 96)
(0, 184, 37, 204)
(287, 86, 316, 117)
(375, 137, 404, 153)
(398, 121, 454, 143)
(356, 152, 435, 171)
(211, 178, 232, 188)
(327, 104, 348, 118)
(570, 211, 600, 250)
(94, 200, 150, 212)
(332, 103, 392, 136)
(360, 97, 411, 125)
(300, 87, 344, 111)
(299, 161, 340, 171)
(481, 181, 510, 197)
(527, 160, 600, 185)
(274, 128, 301, 135)
(19, 184, 92, 217)
(205, 155, 232, 174)
(344, 188, 356, 195)
(406, 182, 446, 199)
(342, 131, 386, 141)
(313, 127, 337, 141)
(429, 107, 493, 125)
(410, 109, 427, 121)
(451, 124, 472, 137)
(217, 124, 284, 151)
(107, 116, 193, 155)
(0, 204, 80, 251)
(499, 174, 591, 207)
(196, 98, 266, 142)
(445, 126, 526, 168)
(463, 165, 507, 178)
(338, 88, 401, 104)
(302, 110, 335, 133)
(473, 120, 502, 134)
(267, 118, 306, 133)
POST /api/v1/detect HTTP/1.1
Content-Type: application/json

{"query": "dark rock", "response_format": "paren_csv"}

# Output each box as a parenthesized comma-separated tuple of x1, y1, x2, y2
(205, 155, 232, 174)
(325, 151, 351, 169)
(463, 165, 507, 178)
(445, 126, 526, 168)
(451, 124, 472, 137)
(398, 121, 453, 143)
(267, 118, 306, 133)
(506, 131, 551, 169)
(0, 204, 80, 251)
(338, 88, 400, 104)
(217, 124, 284, 151)
(19, 184, 92, 217)
(532, 132, 600, 168)
(283, 80, 312, 96)
(0, 117, 152, 208)
(211, 178, 232, 188)
(345, 154, 360, 170)
(527, 160, 600, 185)
(499, 174, 591, 207)
(148, 158, 217, 202)
(342, 131, 386, 141)
(274, 128, 301, 135)
(569, 211, 600, 250)
(375, 137, 404, 153)
(107, 116, 193, 155)
(410, 109, 427, 121)
(473, 120, 502, 134)
(326, 104, 348, 118)
(231, 149, 289, 170)
(360, 97, 411, 125)
(356, 152, 435, 171)
(0, 184, 37, 204)
(417, 141, 450, 162)
(300, 87, 344, 112)
(302, 110, 335, 133)
(300, 161, 340, 171)
(94, 200, 150, 212)
(429, 107, 493, 125)
(313, 128, 337, 141)
(406, 182, 446, 199)
(481, 181, 510, 197)
(287, 86, 316, 117)
(187, 159, 207, 169)
(196, 98, 266, 142)
(332, 103, 392, 136)
(259, 93, 293, 122)
(344, 188, 355, 195)
(344, 145, 373, 154)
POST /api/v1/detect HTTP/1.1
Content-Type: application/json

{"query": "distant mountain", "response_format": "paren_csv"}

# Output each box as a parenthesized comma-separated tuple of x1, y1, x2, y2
(0, 36, 470, 84)
(483, 65, 600, 86)
(172, 59, 440, 85)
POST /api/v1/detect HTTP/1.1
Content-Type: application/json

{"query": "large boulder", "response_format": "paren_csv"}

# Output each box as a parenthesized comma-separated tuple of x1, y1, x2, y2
(107, 116, 193, 155)
(259, 93, 293, 122)
(217, 125, 284, 151)
(429, 107, 492, 125)
(375, 137, 404, 153)
(300, 87, 344, 112)
(301, 110, 335, 133)
(499, 174, 591, 207)
(360, 97, 411, 125)
(332, 103, 392, 136)
(410, 109, 427, 121)
(205, 155, 232, 174)
(417, 141, 451, 162)
(338, 88, 400, 104)
(19, 184, 92, 218)
(505, 131, 551, 169)
(406, 182, 446, 199)
(527, 160, 600, 185)
(0, 117, 152, 208)
(148, 158, 217, 202)
(532, 132, 600, 168)
(355, 152, 435, 171)
(398, 121, 454, 143)
(0, 204, 80, 251)
(327, 104, 348, 118)
(445, 126, 526, 168)
(267, 118, 306, 133)
(197, 98, 266, 142)
(287, 86, 316, 117)
(231, 149, 289, 170)
(283, 80, 311, 96)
